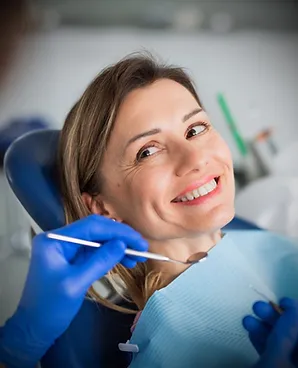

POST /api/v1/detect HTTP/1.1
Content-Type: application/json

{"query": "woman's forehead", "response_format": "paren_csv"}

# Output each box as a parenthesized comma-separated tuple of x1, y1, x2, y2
(114, 79, 201, 133)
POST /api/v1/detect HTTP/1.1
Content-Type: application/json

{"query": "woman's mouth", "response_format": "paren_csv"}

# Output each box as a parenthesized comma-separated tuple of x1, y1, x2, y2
(172, 177, 220, 203)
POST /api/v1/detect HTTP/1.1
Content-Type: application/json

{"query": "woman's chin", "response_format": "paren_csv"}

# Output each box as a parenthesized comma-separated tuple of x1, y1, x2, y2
(190, 206, 235, 234)
(217, 206, 236, 229)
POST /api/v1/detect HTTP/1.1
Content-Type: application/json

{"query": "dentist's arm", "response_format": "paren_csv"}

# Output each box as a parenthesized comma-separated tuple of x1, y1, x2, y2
(0, 215, 148, 368)
(244, 298, 298, 368)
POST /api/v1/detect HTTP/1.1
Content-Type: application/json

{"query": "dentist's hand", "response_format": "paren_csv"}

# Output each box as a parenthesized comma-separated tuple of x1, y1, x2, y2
(243, 298, 298, 368)
(0, 215, 148, 368)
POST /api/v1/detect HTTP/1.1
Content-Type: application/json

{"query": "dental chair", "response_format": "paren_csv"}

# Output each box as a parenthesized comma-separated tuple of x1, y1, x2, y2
(4, 129, 260, 368)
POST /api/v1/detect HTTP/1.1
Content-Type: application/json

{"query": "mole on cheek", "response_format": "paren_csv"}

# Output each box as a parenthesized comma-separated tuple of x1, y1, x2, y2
(117, 182, 121, 188)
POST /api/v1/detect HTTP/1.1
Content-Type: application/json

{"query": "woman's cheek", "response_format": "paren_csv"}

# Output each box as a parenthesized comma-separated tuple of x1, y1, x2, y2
(213, 134, 233, 163)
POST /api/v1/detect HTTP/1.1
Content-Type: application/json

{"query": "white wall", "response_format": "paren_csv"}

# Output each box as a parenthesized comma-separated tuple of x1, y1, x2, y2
(0, 28, 297, 165)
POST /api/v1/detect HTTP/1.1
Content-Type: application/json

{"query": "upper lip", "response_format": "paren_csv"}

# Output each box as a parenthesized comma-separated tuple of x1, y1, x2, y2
(172, 175, 219, 201)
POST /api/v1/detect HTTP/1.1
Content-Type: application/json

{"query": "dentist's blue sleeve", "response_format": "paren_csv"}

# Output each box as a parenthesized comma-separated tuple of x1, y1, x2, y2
(0, 317, 47, 368)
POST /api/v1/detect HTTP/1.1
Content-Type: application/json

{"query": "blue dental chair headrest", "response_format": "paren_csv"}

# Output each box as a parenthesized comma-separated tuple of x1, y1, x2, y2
(4, 129, 260, 368)
(4, 129, 64, 232)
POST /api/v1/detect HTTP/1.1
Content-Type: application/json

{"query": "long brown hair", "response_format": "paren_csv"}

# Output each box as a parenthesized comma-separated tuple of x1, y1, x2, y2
(58, 53, 202, 313)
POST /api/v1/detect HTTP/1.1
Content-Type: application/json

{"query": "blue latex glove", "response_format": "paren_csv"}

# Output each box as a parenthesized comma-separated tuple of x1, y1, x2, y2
(0, 215, 148, 368)
(243, 300, 279, 355)
(243, 298, 298, 368)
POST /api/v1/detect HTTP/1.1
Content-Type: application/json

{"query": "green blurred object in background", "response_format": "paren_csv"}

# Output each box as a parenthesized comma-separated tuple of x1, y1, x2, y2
(217, 93, 248, 157)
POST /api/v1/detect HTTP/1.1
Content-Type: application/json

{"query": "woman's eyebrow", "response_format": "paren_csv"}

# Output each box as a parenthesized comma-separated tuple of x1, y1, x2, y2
(125, 128, 161, 149)
(125, 107, 203, 151)
(183, 107, 203, 122)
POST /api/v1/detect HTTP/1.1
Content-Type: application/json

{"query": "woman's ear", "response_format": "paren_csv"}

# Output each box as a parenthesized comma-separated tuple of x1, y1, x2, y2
(81, 192, 119, 220)
(82, 192, 107, 215)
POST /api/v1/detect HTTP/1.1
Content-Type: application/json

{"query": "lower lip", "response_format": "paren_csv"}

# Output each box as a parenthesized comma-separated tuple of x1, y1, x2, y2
(173, 177, 222, 206)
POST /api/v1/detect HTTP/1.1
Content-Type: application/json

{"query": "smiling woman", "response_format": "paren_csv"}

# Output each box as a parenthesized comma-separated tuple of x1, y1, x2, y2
(58, 53, 235, 310)
(57, 53, 298, 367)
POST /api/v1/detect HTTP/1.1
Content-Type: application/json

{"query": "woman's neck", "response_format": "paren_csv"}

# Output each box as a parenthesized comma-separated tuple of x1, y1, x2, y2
(147, 230, 222, 280)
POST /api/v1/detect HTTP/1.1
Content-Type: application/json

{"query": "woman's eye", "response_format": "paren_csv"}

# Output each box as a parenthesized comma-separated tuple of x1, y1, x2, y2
(137, 146, 160, 161)
(186, 124, 208, 139)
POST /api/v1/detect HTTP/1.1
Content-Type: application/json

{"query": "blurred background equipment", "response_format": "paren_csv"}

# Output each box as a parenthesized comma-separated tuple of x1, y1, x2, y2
(32, 0, 298, 31)
(272, 140, 298, 176)
(235, 176, 298, 240)
(250, 128, 278, 176)
(0, 116, 49, 166)
(0, 0, 297, 323)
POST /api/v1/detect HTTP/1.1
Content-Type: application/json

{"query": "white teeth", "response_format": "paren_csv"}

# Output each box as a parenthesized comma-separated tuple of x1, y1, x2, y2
(176, 178, 218, 202)
(198, 187, 208, 196)
(192, 189, 200, 198)
(205, 182, 214, 193)
(186, 193, 194, 200)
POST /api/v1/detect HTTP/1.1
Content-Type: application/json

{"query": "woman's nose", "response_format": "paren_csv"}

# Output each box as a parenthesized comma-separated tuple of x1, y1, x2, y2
(174, 142, 209, 177)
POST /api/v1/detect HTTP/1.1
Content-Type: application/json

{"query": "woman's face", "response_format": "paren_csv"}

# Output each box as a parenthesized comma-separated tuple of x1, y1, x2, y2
(99, 79, 235, 240)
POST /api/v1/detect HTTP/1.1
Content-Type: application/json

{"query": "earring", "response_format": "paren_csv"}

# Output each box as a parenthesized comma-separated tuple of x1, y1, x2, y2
(111, 218, 116, 222)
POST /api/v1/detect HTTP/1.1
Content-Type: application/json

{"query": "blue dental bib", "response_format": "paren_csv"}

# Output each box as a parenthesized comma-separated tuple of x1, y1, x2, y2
(128, 230, 298, 368)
